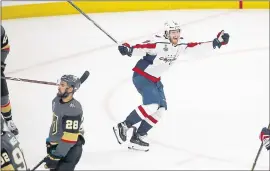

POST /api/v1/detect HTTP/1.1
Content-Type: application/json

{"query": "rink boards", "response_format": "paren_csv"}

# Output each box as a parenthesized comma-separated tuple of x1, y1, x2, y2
(2, 1, 269, 20)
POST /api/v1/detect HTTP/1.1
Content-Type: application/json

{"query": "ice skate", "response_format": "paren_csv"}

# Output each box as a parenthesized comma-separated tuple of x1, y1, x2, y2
(113, 122, 129, 144)
(128, 133, 149, 152)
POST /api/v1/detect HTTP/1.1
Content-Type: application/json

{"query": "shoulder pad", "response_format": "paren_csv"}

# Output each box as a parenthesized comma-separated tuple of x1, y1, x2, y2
(68, 99, 82, 113)
(53, 96, 60, 102)
(73, 99, 82, 108)
(149, 34, 167, 43)
(142, 40, 151, 43)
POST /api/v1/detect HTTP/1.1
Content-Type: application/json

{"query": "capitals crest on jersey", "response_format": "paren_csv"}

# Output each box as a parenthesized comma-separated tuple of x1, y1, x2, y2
(130, 34, 186, 80)
(159, 55, 177, 65)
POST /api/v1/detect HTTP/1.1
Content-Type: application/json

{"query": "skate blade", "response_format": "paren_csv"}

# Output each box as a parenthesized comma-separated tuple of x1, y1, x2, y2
(128, 145, 149, 152)
(113, 127, 123, 144)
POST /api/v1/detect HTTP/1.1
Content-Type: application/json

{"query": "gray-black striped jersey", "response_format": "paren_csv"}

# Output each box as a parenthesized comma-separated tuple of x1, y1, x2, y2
(48, 96, 84, 157)
(1, 131, 27, 171)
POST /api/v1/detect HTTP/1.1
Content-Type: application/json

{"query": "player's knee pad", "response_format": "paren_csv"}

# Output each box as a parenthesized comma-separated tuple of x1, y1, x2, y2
(151, 107, 166, 121)
(142, 107, 166, 127)
(1, 95, 10, 106)
(135, 104, 159, 121)
(140, 104, 159, 115)
(1, 78, 9, 97)
(1, 50, 9, 64)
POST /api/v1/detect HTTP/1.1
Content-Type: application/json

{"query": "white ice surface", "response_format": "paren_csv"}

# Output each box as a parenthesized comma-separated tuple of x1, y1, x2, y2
(2, 9, 269, 170)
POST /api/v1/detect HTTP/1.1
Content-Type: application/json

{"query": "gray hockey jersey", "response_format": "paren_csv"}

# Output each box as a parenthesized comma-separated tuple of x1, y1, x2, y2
(48, 96, 83, 157)
(1, 131, 27, 171)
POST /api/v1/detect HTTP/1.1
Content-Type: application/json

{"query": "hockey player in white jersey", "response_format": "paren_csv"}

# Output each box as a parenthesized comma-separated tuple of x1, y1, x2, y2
(113, 20, 230, 151)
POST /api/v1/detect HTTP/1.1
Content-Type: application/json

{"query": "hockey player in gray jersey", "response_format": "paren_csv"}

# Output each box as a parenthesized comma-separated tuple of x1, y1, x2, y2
(1, 25, 19, 136)
(1, 115, 27, 171)
(45, 74, 85, 171)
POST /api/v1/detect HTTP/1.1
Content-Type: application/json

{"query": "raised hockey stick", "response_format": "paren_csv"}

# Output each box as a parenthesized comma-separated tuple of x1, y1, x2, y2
(2, 70, 90, 86)
(67, 1, 216, 47)
(67, 1, 118, 44)
(251, 123, 270, 171)
(79, 70, 90, 84)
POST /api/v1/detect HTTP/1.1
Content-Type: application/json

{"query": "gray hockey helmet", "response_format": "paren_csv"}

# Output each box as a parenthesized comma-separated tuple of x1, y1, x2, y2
(60, 74, 81, 92)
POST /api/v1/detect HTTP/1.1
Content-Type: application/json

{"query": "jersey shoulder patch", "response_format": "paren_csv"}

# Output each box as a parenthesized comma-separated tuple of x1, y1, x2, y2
(70, 99, 82, 111)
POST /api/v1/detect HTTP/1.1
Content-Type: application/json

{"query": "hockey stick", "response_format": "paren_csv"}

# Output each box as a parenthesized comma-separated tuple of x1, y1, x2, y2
(2, 76, 58, 86)
(79, 70, 90, 84)
(251, 123, 270, 171)
(67, 1, 216, 47)
(181, 40, 213, 46)
(29, 158, 45, 171)
(2, 70, 90, 86)
(67, 1, 118, 44)
(200, 40, 213, 43)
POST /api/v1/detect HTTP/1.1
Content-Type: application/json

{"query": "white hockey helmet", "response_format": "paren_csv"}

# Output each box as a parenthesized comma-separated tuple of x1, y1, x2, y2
(164, 20, 181, 39)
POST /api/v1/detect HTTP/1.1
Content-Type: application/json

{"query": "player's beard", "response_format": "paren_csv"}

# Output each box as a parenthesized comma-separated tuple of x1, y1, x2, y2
(57, 89, 68, 98)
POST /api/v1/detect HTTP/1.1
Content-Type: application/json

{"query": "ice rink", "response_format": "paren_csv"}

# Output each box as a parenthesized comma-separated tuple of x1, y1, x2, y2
(2, 9, 269, 170)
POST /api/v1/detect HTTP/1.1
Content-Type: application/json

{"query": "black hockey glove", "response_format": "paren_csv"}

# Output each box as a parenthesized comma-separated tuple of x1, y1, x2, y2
(46, 138, 57, 155)
(260, 127, 270, 150)
(213, 30, 230, 49)
(118, 43, 133, 57)
(1, 61, 6, 74)
(44, 154, 61, 169)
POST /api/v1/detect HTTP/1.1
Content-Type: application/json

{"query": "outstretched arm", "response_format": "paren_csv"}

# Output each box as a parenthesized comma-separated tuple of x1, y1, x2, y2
(118, 39, 158, 57)
(183, 30, 230, 57)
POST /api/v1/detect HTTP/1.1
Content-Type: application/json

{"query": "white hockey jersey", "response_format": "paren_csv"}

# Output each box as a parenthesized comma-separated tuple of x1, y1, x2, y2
(129, 34, 215, 82)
